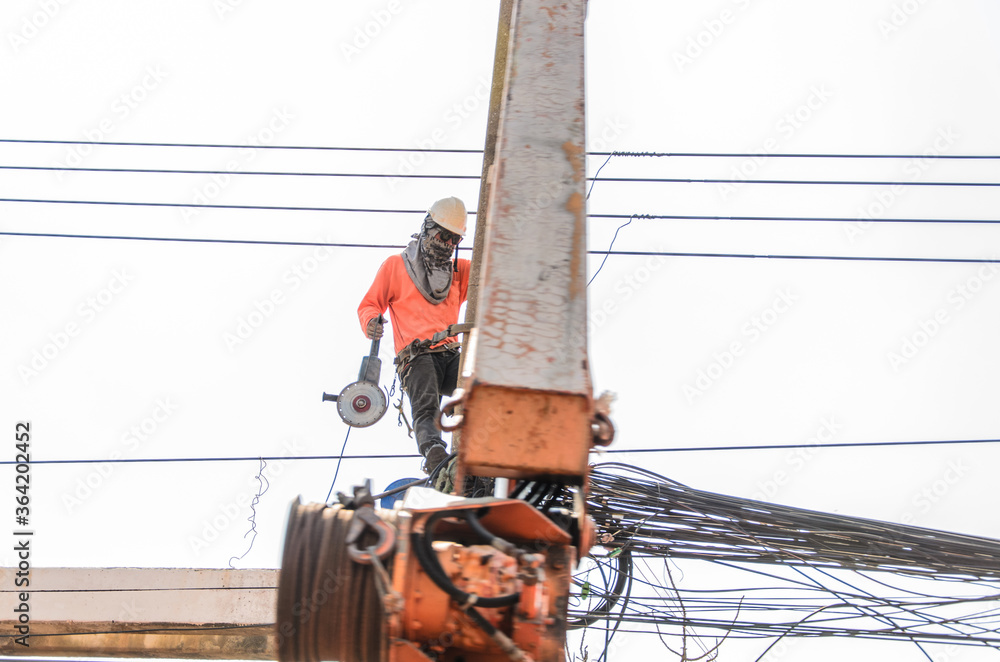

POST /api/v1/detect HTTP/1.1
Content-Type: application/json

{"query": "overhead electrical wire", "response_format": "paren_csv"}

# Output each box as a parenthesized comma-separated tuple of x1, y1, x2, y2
(0, 138, 484, 153)
(2, 230, 997, 265)
(0, 197, 442, 214)
(590, 150, 1000, 160)
(0, 164, 482, 179)
(565, 463, 1000, 649)
(587, 213, 1000, 225)
(5, 164, 1000, 188)
(5, 138, 1000, 159)
(3, 436, 998, 467)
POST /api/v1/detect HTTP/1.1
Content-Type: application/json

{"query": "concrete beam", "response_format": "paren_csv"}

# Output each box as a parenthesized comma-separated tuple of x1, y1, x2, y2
(0, 567, 278, 659)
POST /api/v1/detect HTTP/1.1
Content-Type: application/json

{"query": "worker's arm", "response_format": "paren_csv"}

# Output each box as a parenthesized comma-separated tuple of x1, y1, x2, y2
(357, 258, 394, 338)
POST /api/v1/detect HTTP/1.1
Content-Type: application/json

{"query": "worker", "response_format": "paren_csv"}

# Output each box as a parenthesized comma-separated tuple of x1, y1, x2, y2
(358, 197, 471, 474)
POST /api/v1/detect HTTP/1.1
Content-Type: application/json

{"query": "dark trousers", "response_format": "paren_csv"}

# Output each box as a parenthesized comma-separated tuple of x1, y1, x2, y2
(400, 349, 460, 455)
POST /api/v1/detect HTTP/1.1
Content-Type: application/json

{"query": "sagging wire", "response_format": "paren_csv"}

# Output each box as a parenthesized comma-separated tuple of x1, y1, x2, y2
(587, 215, 636, 287)
(228, 457, 269, 569)
(324, 427, 352, 504)
(585, 152, 638, 288)
(576, 463, 1000, 648)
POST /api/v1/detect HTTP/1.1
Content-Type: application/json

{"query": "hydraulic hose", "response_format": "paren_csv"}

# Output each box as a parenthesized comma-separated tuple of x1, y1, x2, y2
(411, 509, 521, 609)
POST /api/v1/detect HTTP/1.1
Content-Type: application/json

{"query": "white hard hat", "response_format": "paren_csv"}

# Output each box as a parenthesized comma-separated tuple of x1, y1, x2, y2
(428, 197, 468, 236)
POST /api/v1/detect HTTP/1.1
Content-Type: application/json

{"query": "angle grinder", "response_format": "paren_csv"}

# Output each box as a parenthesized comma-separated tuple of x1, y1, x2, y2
(322, 317, 388, 427)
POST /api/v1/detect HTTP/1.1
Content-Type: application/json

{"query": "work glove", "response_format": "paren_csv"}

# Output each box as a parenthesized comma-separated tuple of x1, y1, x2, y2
(366, 315, 385, 340)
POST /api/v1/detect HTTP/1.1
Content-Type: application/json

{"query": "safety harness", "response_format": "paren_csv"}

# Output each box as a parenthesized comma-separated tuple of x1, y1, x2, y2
(394, 323, 474, 371)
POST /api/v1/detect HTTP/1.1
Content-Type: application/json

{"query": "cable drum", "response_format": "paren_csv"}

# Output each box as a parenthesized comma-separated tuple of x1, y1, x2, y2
(277, 499, 397, 662)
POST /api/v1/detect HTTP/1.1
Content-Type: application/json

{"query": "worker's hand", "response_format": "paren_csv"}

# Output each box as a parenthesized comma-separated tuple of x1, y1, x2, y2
(366, 316, 385, 340)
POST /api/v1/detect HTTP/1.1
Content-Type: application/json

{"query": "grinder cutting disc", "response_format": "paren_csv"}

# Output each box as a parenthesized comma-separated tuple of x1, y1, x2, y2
(335, 380, 387, 428)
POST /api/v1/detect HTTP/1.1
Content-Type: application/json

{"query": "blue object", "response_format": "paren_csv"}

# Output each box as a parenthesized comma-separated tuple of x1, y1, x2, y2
(380, 477, 422, 509)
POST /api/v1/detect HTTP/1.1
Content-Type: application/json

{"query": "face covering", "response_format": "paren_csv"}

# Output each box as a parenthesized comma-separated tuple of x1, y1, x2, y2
(401, 217, 456, 304)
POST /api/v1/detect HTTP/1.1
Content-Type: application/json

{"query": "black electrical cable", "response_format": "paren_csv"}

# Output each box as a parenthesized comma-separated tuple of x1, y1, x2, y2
(4, 230, 1000, 265)
(568, 550, 634, 629)
(586, 213, 1000, 225)
(370, 477, 429, 502)
(0, 197, 456, 215)
(0, 138, 484, 153)
(2, 436, 998, 467)
(7, 139, 1000, 159)
(580, 176, 1000, 187)
(0, 164, 480, 179)
(324, 427, 352, 504)
(411, 509, 521, 609)
(587, 150, 1000, 160)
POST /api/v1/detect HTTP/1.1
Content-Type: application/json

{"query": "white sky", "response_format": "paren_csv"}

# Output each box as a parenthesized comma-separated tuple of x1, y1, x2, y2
(2, 1, 1000, 660)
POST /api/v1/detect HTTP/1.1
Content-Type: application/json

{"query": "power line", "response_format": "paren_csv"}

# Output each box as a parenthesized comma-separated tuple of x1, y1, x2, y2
(5, 198, 998, 227)
(3, 437, 998, 467)
(0, 197, 442, 215)
(597, 250, 1000, 265)
(0, 453, 418, 466)
(26, 624, 274, 638)
(4, 230, 997, 265)
(0, 231, 416, 251)
(0, 138, 483, 153)
(589, 176, 1000, 187)
(603, 437, 1000, 454)
(6, 165, 1000, 188)
(0, 587, 279, 598)
(6, 139, 1000, 159)
(590, 150, 1000, 160)
(0, 164, 480, 179)
(588, 213, 1000, 225)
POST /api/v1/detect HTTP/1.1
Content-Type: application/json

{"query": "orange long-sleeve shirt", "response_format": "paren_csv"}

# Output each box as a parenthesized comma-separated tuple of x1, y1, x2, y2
(358, 255, 471, 356)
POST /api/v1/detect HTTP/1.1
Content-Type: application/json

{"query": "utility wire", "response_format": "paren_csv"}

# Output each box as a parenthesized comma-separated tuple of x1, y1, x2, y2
(0, 138, 483, 153)
(4, 437, 998, 467)
(581, 176, 1000, 187)
(589, 150, 1000, 160)
(325, 426, 352, 504)
(0, 453, 419, 466)
(0, 164, 480, 179)
(5, 199, 998, 225)
(3, 231, 998, 265)
(5, 165, 1000, 187)
(587, 213, 1000, 225)
(25, 624, 274, 637)
(602, 437, 1000, 454)
(7, 139, 1000, 159)
(0, 197, 452, 215)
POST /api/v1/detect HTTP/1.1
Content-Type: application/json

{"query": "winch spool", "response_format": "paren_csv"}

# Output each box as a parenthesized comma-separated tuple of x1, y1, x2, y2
(277, 500, 394, 662)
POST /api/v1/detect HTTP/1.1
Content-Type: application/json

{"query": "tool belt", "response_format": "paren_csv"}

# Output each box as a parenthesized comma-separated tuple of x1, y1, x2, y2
(394, 323, 473, 370)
